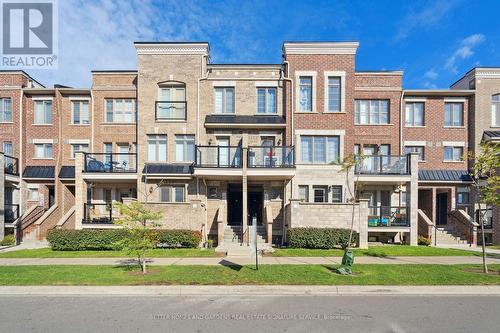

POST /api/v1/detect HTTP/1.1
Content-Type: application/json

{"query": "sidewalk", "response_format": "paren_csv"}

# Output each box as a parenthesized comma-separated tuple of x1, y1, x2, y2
(434, 244, 500, 255)
(0, 256, 499, 266)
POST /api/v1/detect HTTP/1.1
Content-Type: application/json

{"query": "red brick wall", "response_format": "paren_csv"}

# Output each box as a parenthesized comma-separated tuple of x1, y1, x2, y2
(0, 89, 22, 159)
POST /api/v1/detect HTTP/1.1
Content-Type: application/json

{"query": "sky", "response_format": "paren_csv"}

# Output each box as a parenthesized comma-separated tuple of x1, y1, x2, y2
(24, 0, 500, 89)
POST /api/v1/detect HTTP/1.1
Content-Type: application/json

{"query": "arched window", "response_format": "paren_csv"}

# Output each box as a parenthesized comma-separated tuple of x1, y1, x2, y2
(492, 94, 500, 127)
(156, 81, 186, 120)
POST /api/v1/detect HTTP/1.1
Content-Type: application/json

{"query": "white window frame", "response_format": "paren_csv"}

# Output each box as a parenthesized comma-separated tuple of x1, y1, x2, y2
(33, 99, 52, 125)
(298, 185, 309, 202)
(492, 94, 500, 127)
(3, 141, 13, 156)
(324, 71, 346, 113)
(34, 143, 53, 159)
(256, 87, 277, 114)
(313, 186, 327, 203)
(105, 99, 136, 123)
(159, 185, 186, 203)
(331, 185, 343, 203)
(443, 146, 464, 162)
(214, 87, 235, 114)
(0, 97, 12, 123)
(175, 135, 195, 162)
(147, 135, 167, 162)
(405, 102, 425, 127)
(354, 99, 390, 125)
(70, 143, 89, 159)
(444, 102, 464, 127)
(300, 135, 340, 164)
(27, 186, 39, 201)
(71, 99, 90, 125)
(404, 146, 425, 161)
(295, 71, 317, 113)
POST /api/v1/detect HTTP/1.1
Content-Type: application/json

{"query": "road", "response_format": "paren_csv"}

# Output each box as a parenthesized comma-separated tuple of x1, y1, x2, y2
(0, 294, 498, 332)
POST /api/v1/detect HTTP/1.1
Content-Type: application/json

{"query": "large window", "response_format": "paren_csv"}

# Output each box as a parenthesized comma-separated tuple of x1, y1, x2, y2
(34, 143, 53, 158)
(444, 102, 463, 127)
(492, 94, 500, 127)
(327, 77, 341, 112)
(300, 136, 339, 164)
(257, 87, 277, 114)
(160, 186, 185, 203)
(34, 100, 52, 124)
(405, 102, 424, 126)
(157, 86, 186, 120)
(298, 76, 313, 112)
(0, 98, 12, 122)
(105, 99, 135, 123)
(147, 135, 167, 162)
(298, 185, 309, 202)
(71, 143, 89, 158)
(355, 100, 389, 125)
(444, 146, 463, 161)
(72, 100, 90, 125)
(405, 146, 425, 161)
(214, 87, 235, 114)
(175, 135, 195, 162)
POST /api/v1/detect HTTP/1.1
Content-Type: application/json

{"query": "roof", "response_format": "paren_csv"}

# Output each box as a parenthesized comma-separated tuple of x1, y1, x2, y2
(23, 166, 55, 179)
(418, 169, 472, 182)
(0, 70, 45, 88)
(205, 115, 286, 124)
(142, 164, 192, 174)
(404, 89, 474, 96)
(483, 130, 500, 142)
(58, 166, 75, 179)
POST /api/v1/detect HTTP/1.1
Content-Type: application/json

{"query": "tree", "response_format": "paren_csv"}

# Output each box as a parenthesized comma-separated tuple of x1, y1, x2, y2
(468, 142, 500, 274)
(113, 201, 163, 274)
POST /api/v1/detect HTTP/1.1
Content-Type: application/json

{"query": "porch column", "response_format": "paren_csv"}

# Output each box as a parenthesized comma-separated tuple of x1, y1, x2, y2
(74, 153, 86, 229)
(358, 199, 369, 249)
(407, 153, 419, 246)
(0, 153, 5, 240)
(242, 174, 248, 244)
(431, 187, 437, 224)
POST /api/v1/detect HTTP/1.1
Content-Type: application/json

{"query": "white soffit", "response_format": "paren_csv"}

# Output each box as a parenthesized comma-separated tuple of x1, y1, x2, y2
(135, 43, 209, 55)
(283, 42, 359, 55)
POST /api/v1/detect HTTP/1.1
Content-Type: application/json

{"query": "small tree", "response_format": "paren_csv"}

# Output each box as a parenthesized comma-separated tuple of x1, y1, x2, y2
(113, 201, 163, 274)
(468, 142, 500, 274)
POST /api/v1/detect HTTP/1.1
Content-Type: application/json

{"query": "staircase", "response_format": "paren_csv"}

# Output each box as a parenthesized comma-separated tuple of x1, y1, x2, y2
(17, 206, 45, 242)
(217, 225, 269, 256)
(434, 226, 469, 245)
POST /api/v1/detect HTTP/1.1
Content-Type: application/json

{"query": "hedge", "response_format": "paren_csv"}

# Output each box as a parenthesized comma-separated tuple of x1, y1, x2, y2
(286, 228, 358, 249)
(47, 229, 202, 251)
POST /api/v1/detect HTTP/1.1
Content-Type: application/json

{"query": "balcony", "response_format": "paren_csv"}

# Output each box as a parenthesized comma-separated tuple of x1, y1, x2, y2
(4, 203, 19, 223)
(155, 101, 186, 121)
(355, 155, 409, 175)
(4, 155, 18, 175)
(83, 153, 137, 173)
(195, 146, 242, 168)
(248, 146, 295, 168)
(368, 206, 409, 227)
(83, 203, 118, 225)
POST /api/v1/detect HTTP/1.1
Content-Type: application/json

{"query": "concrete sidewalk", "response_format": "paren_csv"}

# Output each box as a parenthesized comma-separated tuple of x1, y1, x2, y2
(0, 256, 499, 266)
(0, 285, 499, 296)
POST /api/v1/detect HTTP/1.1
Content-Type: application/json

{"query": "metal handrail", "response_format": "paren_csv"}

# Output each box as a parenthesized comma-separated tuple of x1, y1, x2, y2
(4, 203, 19, 223)
(83, 203, 115, 224)
(195, 145, 243, 168)
(155, 101, 187, 121)
(355, 154, 410, 175)
(247, 146, 295, 168)
(368, 205, 408, 227)
(83, 153, 137, 173)
(3, 154, 19, 175)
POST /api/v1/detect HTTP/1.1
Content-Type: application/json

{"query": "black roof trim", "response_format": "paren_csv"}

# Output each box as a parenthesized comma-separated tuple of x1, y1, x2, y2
(418, 169, 472, 182)
(133, 41, 209, 45)
(205, 115, 286, 124)
(209, 63, 282, 66)
(58, 166, 75, 179)
(91, 70, 138, 73)
(23, 166, 55, 179)
(142, 164, 193, 174)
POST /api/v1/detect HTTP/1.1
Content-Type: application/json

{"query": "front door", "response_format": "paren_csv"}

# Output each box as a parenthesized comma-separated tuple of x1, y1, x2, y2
(227, 184, 242, 226)
(436, 193, 448, 225)
(48, 187, 55, 208)
(248, 188, 263, 226)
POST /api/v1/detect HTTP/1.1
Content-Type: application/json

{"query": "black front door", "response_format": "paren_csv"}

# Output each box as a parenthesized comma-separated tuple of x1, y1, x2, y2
(48, 187, 55, 208)
(248, 189, 263, 226)
(436, 193, 448, 225)
(227, 184, 242, 226)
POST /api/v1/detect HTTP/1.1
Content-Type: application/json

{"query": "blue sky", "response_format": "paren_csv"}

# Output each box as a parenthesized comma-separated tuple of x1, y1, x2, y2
(27, 0, 500, 89)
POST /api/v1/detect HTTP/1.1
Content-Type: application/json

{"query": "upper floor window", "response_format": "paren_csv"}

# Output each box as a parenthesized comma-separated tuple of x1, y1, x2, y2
(0, 98, 12, 122)
(147, 135, 167, 162)
(492, 94, 500, 127)
(105, 99, 135, 123)
(300, 136, 339, 164)
(157, 85, 186, 120)
(257, 87, 277, 114)
(405, 102, 424, 126)
(71, 143, 89, 158)
(327, 77, 341, 112)
(175, 135, 195, 162)
(214, 87, 235, 114)
(355, 100, 389, 125)
(34, 143, 52, 159)
(298, 76, 313, 112)
(3, 141, 13, 156)
(444, 102, 463, 127)
(405, 146, 425, 161)
(34, 100, 52, 124)
(444, 146, 463, 162)
(72, 100, 89, 125)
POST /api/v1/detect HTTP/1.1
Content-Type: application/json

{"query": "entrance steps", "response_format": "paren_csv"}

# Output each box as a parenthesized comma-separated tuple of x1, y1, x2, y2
(223, 225, 267, 244)
(434, 226, 469, 245)
(217, 225, 271, 256)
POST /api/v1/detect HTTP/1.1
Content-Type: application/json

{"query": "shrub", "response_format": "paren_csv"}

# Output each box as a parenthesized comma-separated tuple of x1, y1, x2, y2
(287, 228, 358, 249)
(156, 230, 202, 248)
(0, 234, 16, 246)
(418, 236, 431, 246)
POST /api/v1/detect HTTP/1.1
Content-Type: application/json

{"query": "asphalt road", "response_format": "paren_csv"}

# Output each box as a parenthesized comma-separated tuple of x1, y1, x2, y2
(0, 294, 498, 332)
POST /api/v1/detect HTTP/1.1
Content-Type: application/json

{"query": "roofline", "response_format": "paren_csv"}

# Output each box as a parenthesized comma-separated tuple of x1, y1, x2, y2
(283, 41, 359, 55)
(91, 70, 137, 74)
(0, 70, 45, 88)
(208, 64, 282, 70)
(133, 41, 209, 45)
(356, 71, 404, 75)
(404, 89, 475, 96)
(450, 66, 500, 88)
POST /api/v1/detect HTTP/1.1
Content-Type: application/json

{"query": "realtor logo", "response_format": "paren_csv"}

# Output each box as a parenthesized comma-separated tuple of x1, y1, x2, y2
(1, 0, 58, 68)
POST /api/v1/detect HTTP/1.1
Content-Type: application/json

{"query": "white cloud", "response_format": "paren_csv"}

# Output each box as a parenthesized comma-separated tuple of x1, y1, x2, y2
(445, 33, 485, 73)
(424, 68, 438, 80)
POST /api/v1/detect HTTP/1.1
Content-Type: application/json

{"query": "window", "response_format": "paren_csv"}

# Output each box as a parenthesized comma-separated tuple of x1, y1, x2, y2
(159, 186, 185, 203)
(492, 94, 500, 127)
(355, 100, 389, 124)
(71, 143, 89, 158)
(72, 100, 89, 125)
(34, 143, 52, 158)
(3, 141, 13, 156)
(405, 102, 424, 126)
(313, 186, 327, 203)
(257, 87, 277, 114)
(298, 76, 313, 112)
(444, 102, 463, 127)
(271, 187, 282, 200)
(327, 77, 341, 112)
(444, 146, 463, 161)
(0, 98, 12, 122)
(175, 135, 195, 162)
(300, 136, 339, 164)
(103, 143, 112, 164)
(208, 186, 218, 199)
(405, 146, 425, 161)
(34, 100, 52, 124)
(298, 185, 309, 202)
(147, 135, 167, 162)
(457, 188, 469, 205)
(331, 186, 342, 203)
(27, 187, 39, 201)
(105, 99, 135, 123)
(157, 86, 186, 120)
(214, 87, 235, 114)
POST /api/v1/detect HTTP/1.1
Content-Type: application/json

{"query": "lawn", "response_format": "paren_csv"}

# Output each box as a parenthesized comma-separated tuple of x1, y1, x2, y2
(0, 264, 498, 286)
(0, 248, 219, 258)
(488, 245, 500, 250)
(271, 246, 478, 257)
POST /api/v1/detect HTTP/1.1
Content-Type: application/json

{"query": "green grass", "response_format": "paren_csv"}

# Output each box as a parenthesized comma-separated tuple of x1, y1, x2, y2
(0, 248, 219, 258)
(488, 245, 500, 250)
(271, 246, 478, 257)
(0, 264, 498, 286)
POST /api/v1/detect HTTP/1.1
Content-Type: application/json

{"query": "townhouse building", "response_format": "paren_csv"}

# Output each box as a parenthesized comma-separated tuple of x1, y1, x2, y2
(0, 41, 497, 251)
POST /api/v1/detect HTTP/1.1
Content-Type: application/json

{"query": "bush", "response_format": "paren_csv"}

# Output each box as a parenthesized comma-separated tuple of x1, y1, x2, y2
(287, 228, 358, 249)
(0, 234, 16, 246)
(418, 236, 431, 246)
(47, 229, 201, 251)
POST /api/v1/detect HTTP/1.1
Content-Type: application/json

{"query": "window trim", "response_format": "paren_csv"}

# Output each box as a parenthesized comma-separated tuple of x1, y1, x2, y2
(300, 135, 340, 164)
(405, 101, 425, 127)
(443, 146, 464, 162)
(295, 71, 317, 113)
(444, 102, 464, 127)
(354, 99, 390, 125)
(298, 185, 309, 202)
(0, 97, 13, 123)
(34, 143, 53, 159)
(104, 98, 136, 124)
(404, 145, 425, 161)
(256, 87, 277, 114)
(324, 71, 346, 113)
(331, 185, 343, 203)
(147, 134, 167, 162)
(313, 186, 328, 203)
(175, 135, 195, 163)
(159, 185, 186, 203)
(33, 99, 53, 125)
(214, 87, 235, 114)
(71, 99, 90, 125)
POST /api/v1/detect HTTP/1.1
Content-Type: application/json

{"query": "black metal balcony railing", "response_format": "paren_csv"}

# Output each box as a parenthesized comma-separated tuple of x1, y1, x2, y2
(4, 203, 19, 223)
(476, 208, 493, 229)
(248, 146, 295, 168)
(4, 155, 18, 175)
(82, 203, 117, 224)
(355, 155, 410, 175)
(83, 153, 137, 173)
(155, 101, 187, 121)
(368, 206, 408, 227)
(195, 146, 242, 168)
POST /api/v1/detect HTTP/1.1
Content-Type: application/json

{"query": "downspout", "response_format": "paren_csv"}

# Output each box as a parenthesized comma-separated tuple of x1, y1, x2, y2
(90, 89, 95, 153)
(196, 54, 209, 200)
(282, 60, 294, 200)
(19, 87, 24, 216)
(399, 89, 405, 155)
(202, 178, 208, 244)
